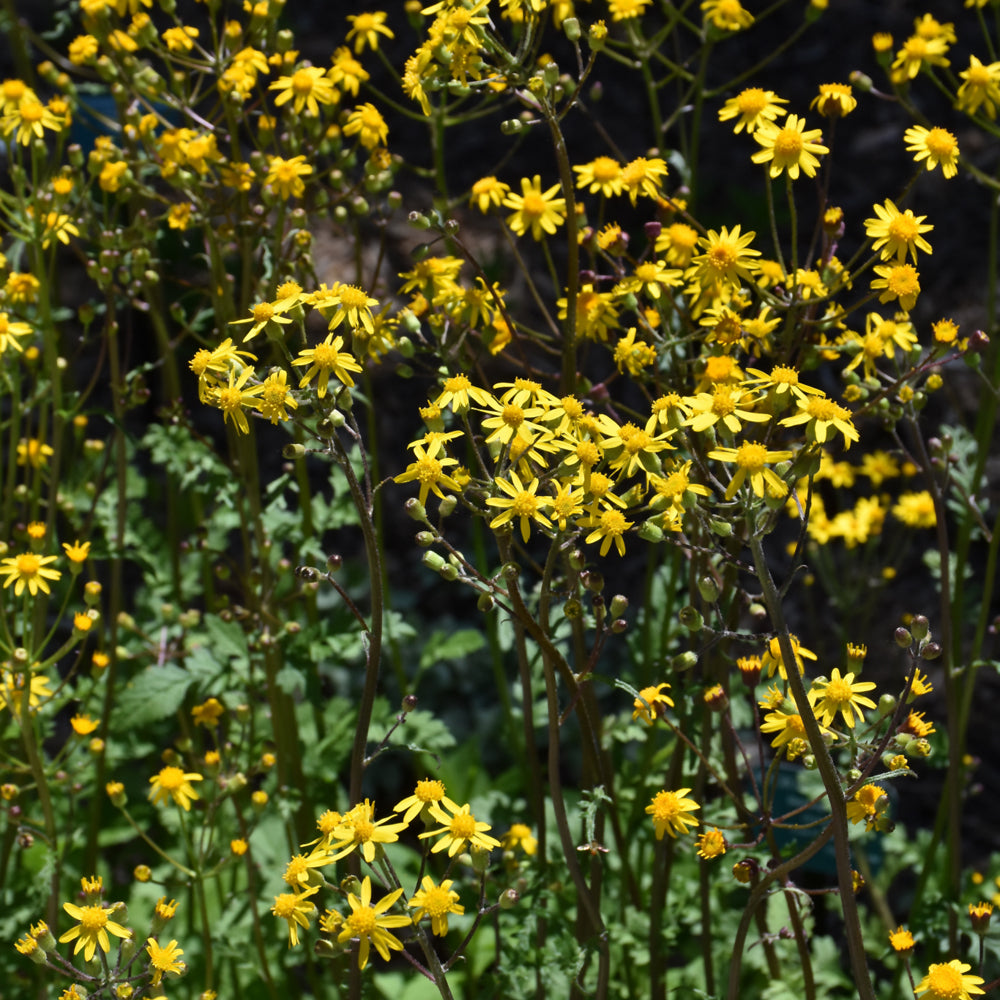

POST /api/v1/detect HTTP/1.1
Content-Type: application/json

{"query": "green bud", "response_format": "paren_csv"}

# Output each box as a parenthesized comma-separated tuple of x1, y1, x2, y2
(920, 641, 942, 660)
(802, 754, 818, 770)
(563, 598, 583, 620)
(678, 605, 703, 631)
(911, 738, 932, 758)
(499, 888, 520, 909)
(910, 615, 929, 642)
(671, 651, 699, 672)
(697, 575, 720, 603)
(405, 498, 427, 522)
(563, 16, 581, 41)
(438, 495, 457, 518)
(440, 563, 459, 582)
(501, 119, 525, 135)
(894, 627, 912, 648)
(609, 595, 628, 618)
(638, 521, 664, 543)
(282, 443, 306, 459)
(610, 618, 627, 634)
(477, 591, 495, 612)
(415, 531, 435, 548)
(422, 551, 445, 572)
(878, 693, 897, 717)
(709, 518, 733, 537)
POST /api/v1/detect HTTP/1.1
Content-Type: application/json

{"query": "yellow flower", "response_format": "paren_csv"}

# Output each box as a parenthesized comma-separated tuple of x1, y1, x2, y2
(337, 877, 410, 969)
(701, 0, 754, 31)
(695, 828, 728, 859)
(0, 552, 61, 597)
(504, 175, 567, 241)
(892, 34, 950, 80)
(607, 0, 652, 20)
(469, 176, 511, 214)
(71, 714, 99, 735)
(408, 876, 464, 936)
(345, 11, 394, 53)
(58, 901, 130, 962)
(810, 82, 856, 118)
(264, 154, 313, 200)
(779, 394, 859, 449)
(689, 225, 760, 289)
(501, 823, 537, 855)
(871, 262, 921, 311)
(807, 668, 877, 729)
(573, 156, 623, 197)
(904, 125, 960, 178)
(708, 442, 794, 500)
(632, 683, 673, 725)
(486, 472, 554, 543)
(865, 199, 933, 264)
(718, 87, 787, 134)
(394, 442, 463, 508)
(761, 634, 817, 680)
(845, 783, 888, 830)
(419, 800, 501, 857)
(146, 938, 184, 985)
(957, 54, 1000, 119)
(270, 66, 338, 115)
(271, 885, 318, 947)
(914, 959, 984, 1000)
(148, 765, 203, 811)
(889, 926, 914, 952)
(343, 102, 388, 150)
(327, 799, 408, 863)
(191, 698, 224, 727)
(620, 155, 668, 204)
(646, 788, 700, 839)
(394, 778, 449, 823)
(751, 114, 828, 180)
(0, 312, 32, 353)
(892, 491, 936, 528)
(292, 334, 363, 395)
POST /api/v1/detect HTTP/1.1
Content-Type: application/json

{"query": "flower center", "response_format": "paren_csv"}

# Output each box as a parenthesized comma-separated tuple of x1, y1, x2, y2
(252, 302, 274, 323)
(450, 813, 477, 839)
(80, 905, 109, 932)
(735, 442, 767, 472)
(737, 88, 767, 114)
(925, 128, 956, 156)
(347, 906, 377, 936)
(774, 127, 804, 157)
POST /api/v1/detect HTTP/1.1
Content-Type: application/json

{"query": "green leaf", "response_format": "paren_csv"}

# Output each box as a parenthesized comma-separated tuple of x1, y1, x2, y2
(115, 664, 192, 728)
(419, 628, 486, 669)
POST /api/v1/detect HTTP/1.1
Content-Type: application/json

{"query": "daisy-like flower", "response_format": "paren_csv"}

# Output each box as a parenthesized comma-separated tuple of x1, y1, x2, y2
(761, 634, 818, 680)
(230, 300, 294, 343)
(469, 176, 511, 214)
(573, 156, 623, 197)
(845, 783, 888, 829)
(0, 552, 61, 597)
(344, 102, 389, 150)
(892, 34, 950, 80)
(810, 82, 856, 118)
(58, 901, 130, 962)
(914, 960, 985, 1000)
(751, 114, 829, 180)
(688, 225, 760, 289)
(904, 125, 960, 179)
(620, 156, 668, 204)
(256, 369, 298, 424)
(486, 471, 554, 543)
(0, 312, 32, 353)
(957, 54, 1000, 119)
(502, 823, 538, 855)
(808, 668, 877, 729)
(191, 698, 224, 727)
(292, 334, 363, 395)
(337, 877, 410, 969)
(210, 365, 264, 435)
(272, 885, 319, 947)
(0, 669, 53, 715)
(695, 828, 728, 859)
(718, 87, 787, 134)
(871, 262, 921, 311)
(632, 683, 674, 724)
(583, 506, 634, 557)
(345, 11, 394, 54)
(864, 199, 933, 263)
(608, 0, 652, 20)
(504, 175, 567, 240)
(408, 876, 464, 936)
(270, 65, 338, 116)
(146, 938, 184, 985)
(394, 778, 450, 823)
(779, 394, 859, 449)
(419, 800, 501, 857)
(70, 714, 99, 735)
(645, 788, 700, 839)
(701, 0, 754, 31)
(394, 442, 463, 508)
(709, 442, 794, 500)
(281, 846, 334, 889)
(324, 284, 380, 334)
(148, 765, 203, 811)
(892, 491, 936, 528)
(889, 926, 915, 953)
(264, 155, 314, 199)
(329, 46, 369, 96)
(327, 799, 408, 863)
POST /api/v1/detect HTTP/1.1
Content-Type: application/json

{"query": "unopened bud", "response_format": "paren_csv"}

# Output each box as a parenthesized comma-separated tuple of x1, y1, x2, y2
(678, 606, 703, 631)
(894, 627, 912, 648)
(910, 615, 929, 642)
(920, 642, 942, 660)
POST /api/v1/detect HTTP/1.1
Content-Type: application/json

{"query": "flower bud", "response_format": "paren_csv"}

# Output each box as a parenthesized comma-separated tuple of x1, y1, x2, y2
(697, 575, 720, 603)
(910, 615, 929, 642)
(609, 595, 628, 618)
(477, 591, 495, 612)
(920, 642, 942, 660)
(678, 605, 703, 631)
(894, 627, 912, 648)
(499, 888, 520, 909)
(671, 651, 699, 672)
